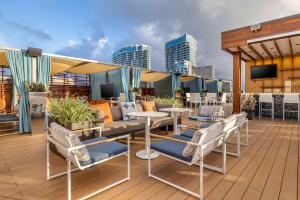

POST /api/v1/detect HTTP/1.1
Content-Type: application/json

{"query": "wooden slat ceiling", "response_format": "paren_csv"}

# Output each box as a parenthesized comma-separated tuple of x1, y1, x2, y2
(228, 35, 300, 61)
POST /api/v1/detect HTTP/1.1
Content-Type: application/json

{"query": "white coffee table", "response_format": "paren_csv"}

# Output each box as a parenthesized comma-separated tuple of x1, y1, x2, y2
(159, 108, 192, 135)
(127, 111, 169, 159)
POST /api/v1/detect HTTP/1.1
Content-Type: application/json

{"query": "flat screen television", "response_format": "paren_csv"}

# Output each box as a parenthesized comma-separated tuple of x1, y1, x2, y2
(100, 84, 114, 98)
(250, 64, 277, 80)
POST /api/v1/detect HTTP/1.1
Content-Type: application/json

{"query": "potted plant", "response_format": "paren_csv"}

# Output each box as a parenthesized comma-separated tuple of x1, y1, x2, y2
(25, 82, 48, 117)
(49, 96, 96, 131)
(154, 96, 183, 108)
(241, 94, 257, 120)
(129, 85, 141, 102)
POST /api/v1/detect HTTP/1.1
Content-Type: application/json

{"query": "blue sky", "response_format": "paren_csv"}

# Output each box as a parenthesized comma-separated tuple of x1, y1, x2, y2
(1, 0, 300, 81)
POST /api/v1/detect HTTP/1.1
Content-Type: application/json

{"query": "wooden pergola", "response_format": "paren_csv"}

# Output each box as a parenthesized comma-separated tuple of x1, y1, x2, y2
(221, 14, 300, 113)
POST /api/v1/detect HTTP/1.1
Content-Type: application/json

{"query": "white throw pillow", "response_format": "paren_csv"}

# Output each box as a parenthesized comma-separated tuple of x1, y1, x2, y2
(120, 102, 137, 121)
(50, 123, 91, 162)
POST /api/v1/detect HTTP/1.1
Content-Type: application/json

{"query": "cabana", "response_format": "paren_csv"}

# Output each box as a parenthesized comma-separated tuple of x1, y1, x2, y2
(222, 14, 300, 114)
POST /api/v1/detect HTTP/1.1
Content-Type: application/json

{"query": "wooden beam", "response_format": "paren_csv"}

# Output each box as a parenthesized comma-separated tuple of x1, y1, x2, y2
(261, 43, 273, 58)
(288, 38, 294, 55)
(233, 51, 241, 113)
(237, 46, 255, 60)
(274, 40, 283, 57)
(248, 44, 263, 59)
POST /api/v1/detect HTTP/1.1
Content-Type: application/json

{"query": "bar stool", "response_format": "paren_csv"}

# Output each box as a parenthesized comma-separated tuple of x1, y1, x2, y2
(259, 93, 274, 119)
(185, 93, 191, 108)
(283, 93, 300, 121)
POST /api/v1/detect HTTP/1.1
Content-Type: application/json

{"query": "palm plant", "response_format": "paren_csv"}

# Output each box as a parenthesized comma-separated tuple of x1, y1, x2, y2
(154, 96, 183, 108)
(49, 96, 96, 128)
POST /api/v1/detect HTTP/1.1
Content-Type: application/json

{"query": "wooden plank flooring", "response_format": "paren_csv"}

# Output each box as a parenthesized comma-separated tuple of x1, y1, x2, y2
(0, 118, 299, 200)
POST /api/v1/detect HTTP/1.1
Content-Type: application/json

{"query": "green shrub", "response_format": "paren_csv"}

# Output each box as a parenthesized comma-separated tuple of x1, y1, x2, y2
(154, 96, 183, 108)
(49, 96, 96, 127)
(25, 82, 48, 92)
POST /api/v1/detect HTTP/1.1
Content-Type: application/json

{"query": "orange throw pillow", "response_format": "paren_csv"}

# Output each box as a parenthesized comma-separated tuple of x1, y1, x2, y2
(90, 101, 113, 123)
(142, 101, 157, 112)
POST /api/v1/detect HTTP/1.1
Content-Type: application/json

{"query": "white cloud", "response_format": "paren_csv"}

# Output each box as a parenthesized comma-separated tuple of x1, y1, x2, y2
(134, 23, 163, 45)
(92, 36, 109, 56)
(198, 0, 226, 19)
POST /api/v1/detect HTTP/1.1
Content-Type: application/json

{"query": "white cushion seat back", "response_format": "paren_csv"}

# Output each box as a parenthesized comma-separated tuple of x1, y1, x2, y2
(199, 105, 223, 117)
(283, 94, 300, 104)
(182, 122, 224, 163)
(190, 93, 201, 103)
(259, 93, 273, 103)
(49, 123, 91, 166)
(221, 93, 227, 103)
(236, 112, 247, 126)
(192, 122, 224, 163)
(221, 115, 238, 138)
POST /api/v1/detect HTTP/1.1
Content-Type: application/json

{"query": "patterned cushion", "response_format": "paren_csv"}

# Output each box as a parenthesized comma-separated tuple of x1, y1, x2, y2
(50, 123, 91, 162)
(120, 102, 137, 121)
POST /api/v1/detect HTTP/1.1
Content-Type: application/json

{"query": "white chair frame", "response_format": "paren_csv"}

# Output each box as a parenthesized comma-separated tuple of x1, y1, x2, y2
(259, 94, 274, 120)
(148, 123, 238, 199)
(283, 94, 300, 121)
(47, 129, 131, 200)
(226, 118, 249, 150)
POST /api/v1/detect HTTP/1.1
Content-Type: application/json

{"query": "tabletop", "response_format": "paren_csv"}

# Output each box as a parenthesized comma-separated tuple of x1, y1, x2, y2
(188, 115, 223, 122)
(127, 111, 169, 118)
(159, 108, 193, 113)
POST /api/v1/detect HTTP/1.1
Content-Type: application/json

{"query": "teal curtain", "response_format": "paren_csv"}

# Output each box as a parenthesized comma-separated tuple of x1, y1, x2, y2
(91, 72, 107, 99)
(5, 50, 32, 133)
(171, 73, 180, 98)
(36, 55, 51, 86)
(12, 84, 18, 108)
(36, 55, 51, 130)
(120, 67, 129, 101)
(108, 70, 122, 97)
(132, 68, 141, 88)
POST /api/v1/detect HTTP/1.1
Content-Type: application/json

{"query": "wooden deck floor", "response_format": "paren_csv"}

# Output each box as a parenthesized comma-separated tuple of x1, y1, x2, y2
(0, 118, 299, 200)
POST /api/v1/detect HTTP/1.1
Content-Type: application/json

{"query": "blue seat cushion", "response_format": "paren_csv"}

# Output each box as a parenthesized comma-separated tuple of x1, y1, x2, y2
(180, 129, 196, 138)
(80, 137, 127, 166)
(180, 123, 215, 138)
(0, 115, 18, 122)
(151, 135, 192, 162)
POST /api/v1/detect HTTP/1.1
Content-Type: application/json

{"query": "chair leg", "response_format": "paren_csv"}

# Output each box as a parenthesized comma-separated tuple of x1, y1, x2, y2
(67, 155, 72, 200)
(259, 102, 261, 119)
(283, 103, 285, 120)
(165, 125, 168, 135)
(199, 148, 204, 200)
(246, 120, 249, 146)
(237, 130, 240, 157)
(47, 140, 50, 181)
(222, 142, 226, 174)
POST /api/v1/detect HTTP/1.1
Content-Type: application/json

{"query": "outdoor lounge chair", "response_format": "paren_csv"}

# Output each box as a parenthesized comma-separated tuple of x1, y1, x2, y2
(47, 123, 130, 200)
(180, 115, 241, 157)
(0, 109, 19, 136)
(148, 120, 237, 199)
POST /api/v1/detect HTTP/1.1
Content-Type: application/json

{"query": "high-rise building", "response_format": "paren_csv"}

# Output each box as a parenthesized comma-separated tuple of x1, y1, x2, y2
(192, 65, 215, 79)
(112, 44, 151, 69)
(165, 33, 197, 75)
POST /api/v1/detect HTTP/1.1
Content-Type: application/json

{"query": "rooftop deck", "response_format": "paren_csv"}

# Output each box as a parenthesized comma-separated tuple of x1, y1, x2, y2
(0, 117, 299, 200)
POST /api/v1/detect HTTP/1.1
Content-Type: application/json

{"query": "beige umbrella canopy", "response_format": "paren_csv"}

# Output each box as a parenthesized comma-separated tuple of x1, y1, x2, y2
(140, 70, 171, 82)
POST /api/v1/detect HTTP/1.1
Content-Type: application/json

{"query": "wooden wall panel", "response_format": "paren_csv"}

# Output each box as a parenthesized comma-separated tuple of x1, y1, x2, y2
(245, 54, 300, 93)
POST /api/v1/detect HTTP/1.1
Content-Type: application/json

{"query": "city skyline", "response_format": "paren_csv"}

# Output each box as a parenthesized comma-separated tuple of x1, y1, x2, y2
(0, 0, 299, 81)
(112, 44, 151, 69)
(165, 33, 197, 75)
